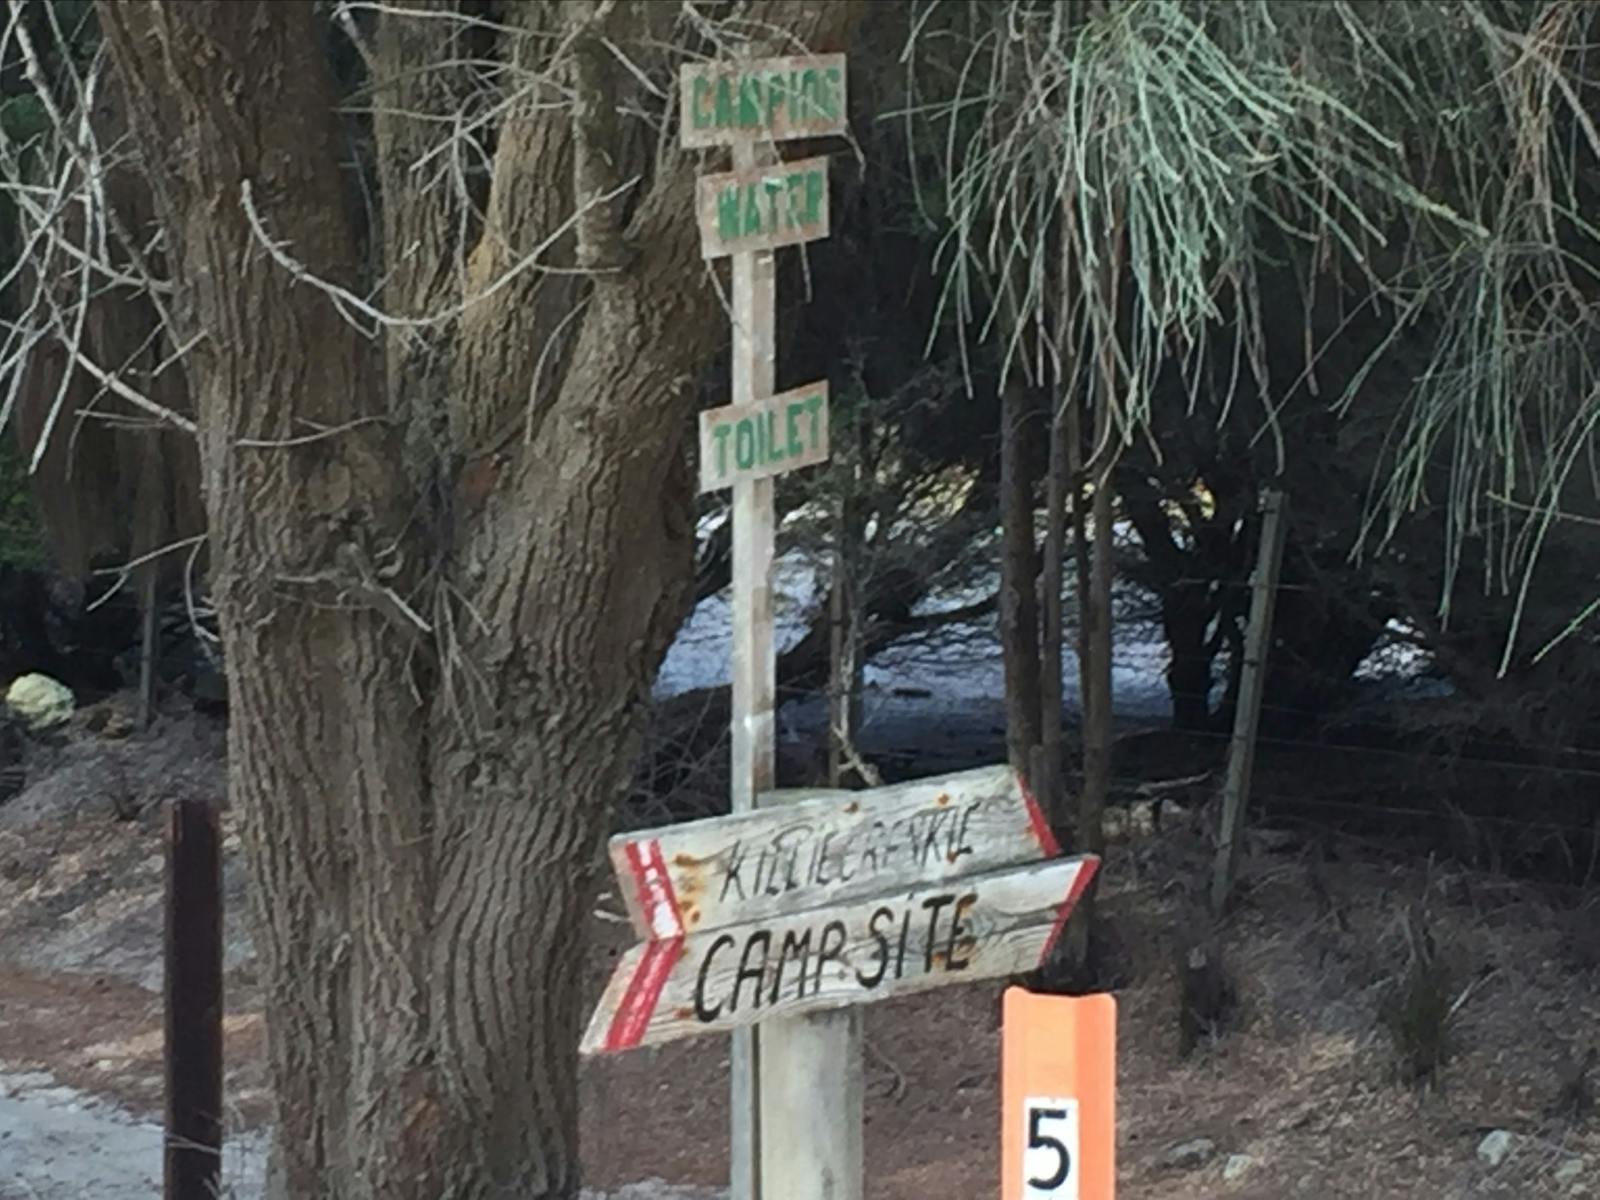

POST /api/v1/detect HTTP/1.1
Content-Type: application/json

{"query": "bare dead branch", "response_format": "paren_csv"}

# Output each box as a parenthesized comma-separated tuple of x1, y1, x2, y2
(240, 174, 636, 337)
(86, 534, 209, 612)
(236, 416, 393, 449)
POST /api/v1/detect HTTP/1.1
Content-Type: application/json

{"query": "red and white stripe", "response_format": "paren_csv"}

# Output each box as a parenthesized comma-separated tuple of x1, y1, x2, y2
(600, 838, 689, 1052)
(623, 837, 684, 940)
(602, 935, 684, 1052)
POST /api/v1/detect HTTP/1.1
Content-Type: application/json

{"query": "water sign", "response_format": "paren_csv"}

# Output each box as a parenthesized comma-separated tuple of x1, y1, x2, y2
(697, 156, 830, 259)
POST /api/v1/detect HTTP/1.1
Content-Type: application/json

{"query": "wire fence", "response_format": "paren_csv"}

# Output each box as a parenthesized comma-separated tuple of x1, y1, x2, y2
(624, 614, 1600, 897)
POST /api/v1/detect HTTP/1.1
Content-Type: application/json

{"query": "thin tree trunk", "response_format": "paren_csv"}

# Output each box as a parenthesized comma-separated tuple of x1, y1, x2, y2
(1078, 388, 1115, 874)
(1068, 397, 1090, 779)
(1063, 355, 1119, 980)
(1034, 384, 1069, 826)
(1000, 375, 1043, 776)
(830, 473, 870, 788)
(1058, 206, 1122, 981)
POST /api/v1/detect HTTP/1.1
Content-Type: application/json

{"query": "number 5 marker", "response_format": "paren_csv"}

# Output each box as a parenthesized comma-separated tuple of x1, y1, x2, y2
(1023, 1099, 1079, 1197)
(1002, 990, 1116, 1199)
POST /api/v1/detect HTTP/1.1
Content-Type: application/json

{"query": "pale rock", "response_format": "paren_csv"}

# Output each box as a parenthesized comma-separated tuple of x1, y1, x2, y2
(1104, 799, 1158, 842)
(5, 673, 74, 730)
(1477, 1129, 1514, 1169)
(1159, 1138, 1217, 1170)
(1159, 798, 1192, 826)
(1555, 1159, 1586, 1186)
(1223, 1154, 1254, 1182)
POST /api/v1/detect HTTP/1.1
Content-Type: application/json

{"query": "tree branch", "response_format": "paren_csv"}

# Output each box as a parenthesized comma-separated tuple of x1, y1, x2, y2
(569, 0, 631, 274)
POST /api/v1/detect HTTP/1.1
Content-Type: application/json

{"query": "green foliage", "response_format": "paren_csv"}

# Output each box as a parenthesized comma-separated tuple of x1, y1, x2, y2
(908, 0, 1600, 666)
(909, 0, 1462, 428)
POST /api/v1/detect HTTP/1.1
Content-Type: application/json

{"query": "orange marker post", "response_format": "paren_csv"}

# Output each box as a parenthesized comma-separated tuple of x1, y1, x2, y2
(1001, 988, 1116, 1200)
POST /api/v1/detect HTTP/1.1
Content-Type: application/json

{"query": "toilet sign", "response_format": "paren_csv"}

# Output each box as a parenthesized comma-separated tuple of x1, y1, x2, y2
(699, 381, 829, 492)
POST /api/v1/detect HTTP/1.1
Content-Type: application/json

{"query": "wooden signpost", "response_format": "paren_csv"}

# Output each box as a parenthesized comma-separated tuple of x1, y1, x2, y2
(585, 854, 1097, 1055)
(607, 764, 1060, 936)
(679, 54, 848, 149)
(596, 49, 1110, 1200)
(699, 382, 830, 493)
(587, 762, 1101, 1188)
(680, 48, 846, 1200)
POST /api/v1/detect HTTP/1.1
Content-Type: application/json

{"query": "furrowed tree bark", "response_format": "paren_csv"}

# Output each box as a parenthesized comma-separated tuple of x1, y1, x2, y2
(98, 2, 864, 1196)
(102, 9, 427, 1198)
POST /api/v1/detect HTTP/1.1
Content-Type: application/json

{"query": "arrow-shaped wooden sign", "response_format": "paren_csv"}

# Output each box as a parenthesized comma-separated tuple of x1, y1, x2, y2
(605, 764, 1059, 940)
(582, 854, 1097, 1055)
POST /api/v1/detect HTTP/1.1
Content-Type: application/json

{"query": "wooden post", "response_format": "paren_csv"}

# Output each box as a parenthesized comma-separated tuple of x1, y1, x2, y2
(679, 52, 852, 1199)
(137, 567, 158, 730)
(828, 552, 845, 786)
(1211, 488, 1287, 913)
(726, 135, 776, 1200)
(722, 140, 862, 1200)
(164, 795, 223, 1200)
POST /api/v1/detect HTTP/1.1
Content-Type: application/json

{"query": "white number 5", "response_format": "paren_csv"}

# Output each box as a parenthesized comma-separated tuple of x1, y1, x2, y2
(1022, 1097, 1079, 1198)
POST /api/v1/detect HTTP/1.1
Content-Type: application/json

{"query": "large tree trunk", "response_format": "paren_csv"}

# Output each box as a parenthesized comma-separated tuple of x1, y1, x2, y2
(96, 2, 863, 1197)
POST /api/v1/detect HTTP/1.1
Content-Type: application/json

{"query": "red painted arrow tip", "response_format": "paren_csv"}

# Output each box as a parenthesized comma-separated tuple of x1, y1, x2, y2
(1039, 855, 1101, 966)
(1017, 770, 1063, 858)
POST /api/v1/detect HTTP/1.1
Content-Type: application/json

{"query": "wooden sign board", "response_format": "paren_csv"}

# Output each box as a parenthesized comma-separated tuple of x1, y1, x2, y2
(583, 855, 1099, 1055)
(607, 764, 1060, 940)
(680, 54, 848, 149)
(699, 381, 830, 492)
(697, 156, 829, 259)
(1002, 990, 1116, 1199)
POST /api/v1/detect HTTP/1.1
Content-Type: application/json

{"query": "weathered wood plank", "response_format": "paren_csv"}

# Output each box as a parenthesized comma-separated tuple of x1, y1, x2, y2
(699, 381, 829, 492)
(608, 763, 1060, 940)
(726, 132, 779, 1200)
(760, 1005, 862, 1200)
(697, 156, 830, 259)
(680, 55, 848, 149)
(582, 855, 1099, 1055)
(1212, 488, 1287, 912)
